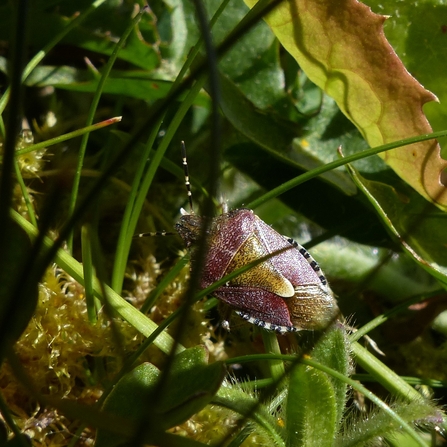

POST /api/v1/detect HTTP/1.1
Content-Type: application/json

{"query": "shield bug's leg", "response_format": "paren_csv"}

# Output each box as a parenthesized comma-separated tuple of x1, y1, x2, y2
(217, 301, 234, 332)
(221, 320, 231, 332)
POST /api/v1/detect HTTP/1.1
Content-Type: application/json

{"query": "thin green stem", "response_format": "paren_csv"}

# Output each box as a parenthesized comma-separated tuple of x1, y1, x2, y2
(245, 130, 447, 210)
(13, 117, 121, 157)
(81, 225, 98, 324)
(353, 374, 447, 388)
(262, 331, 286, 380)
(110, 119, 162, 293)
(13, 159, 37, 227)
(0, 116, 5, 138)
(67, 9, 146, 252)
(351, 341, 422, 402)
(0, 392, 25, 442)
(349, 290, 442, 343)
(111, 75, 207, 293)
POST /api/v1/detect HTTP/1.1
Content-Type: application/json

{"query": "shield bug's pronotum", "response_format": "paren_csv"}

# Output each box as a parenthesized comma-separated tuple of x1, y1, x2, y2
(174, 143, 339, 334)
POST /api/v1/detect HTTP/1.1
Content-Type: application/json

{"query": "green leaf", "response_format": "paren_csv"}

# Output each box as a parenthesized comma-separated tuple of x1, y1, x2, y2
(346, 163, 447, 283)
(219, 73, 298, 153)
(157, 346, 226, 427)
(96, 346, 226, 447)
(205, 0, 286, 108)
(95, 362, 160, 447)
(213, 384, 286, 446)
(336, 398, 439, 447)
(291, 95, 373, 194)
(286, 364, 337, 447)
(311, 325, 350, 431)
(25, 66, 174, 101)
(0, 7, 161, 70)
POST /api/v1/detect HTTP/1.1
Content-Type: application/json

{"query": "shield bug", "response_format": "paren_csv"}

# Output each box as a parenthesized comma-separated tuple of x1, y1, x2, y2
(175, 144, 339, 334)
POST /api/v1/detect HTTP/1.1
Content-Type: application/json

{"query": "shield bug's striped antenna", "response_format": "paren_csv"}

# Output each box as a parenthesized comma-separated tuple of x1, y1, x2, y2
(181, 140, 194, 214)
(133, 229, 174, 238)
(134, 141, 194, 239)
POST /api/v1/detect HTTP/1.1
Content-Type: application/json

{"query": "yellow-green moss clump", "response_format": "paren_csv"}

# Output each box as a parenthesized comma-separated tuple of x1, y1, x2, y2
(0, 251, 228, 445)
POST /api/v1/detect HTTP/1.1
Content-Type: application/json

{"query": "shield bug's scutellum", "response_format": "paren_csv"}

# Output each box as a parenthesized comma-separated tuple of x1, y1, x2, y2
(174, 143, 340, 334)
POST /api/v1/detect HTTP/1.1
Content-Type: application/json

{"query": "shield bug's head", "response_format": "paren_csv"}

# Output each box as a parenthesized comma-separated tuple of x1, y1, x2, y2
(175, 209, 204, 248)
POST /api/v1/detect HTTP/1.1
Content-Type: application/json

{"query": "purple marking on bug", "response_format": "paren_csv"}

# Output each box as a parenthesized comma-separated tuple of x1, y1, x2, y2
(176, 208, 339, 334)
